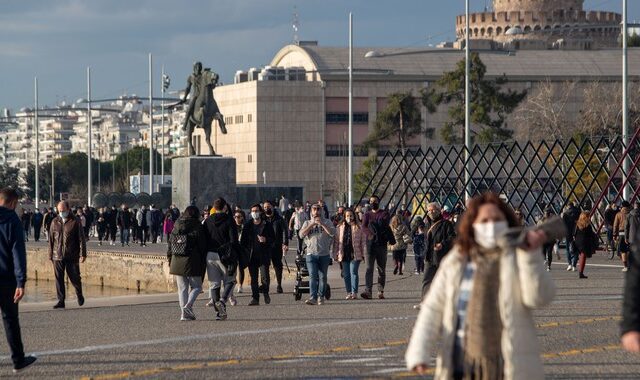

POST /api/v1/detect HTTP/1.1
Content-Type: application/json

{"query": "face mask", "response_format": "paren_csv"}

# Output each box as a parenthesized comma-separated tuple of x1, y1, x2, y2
(370, 202, 379, 210)
(265, 208, 273, 216)
(60, 211, 70, 219)
(345, 216, 354, 223)
(251, 212, 261, 221)
(473, 221, 508, 249)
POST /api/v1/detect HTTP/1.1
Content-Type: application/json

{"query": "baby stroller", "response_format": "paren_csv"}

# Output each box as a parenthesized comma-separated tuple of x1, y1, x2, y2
(293, 248, 332, 301)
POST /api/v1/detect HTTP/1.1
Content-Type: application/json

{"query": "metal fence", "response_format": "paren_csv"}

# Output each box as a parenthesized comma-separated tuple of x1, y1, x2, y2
(357, 132, 640, 235)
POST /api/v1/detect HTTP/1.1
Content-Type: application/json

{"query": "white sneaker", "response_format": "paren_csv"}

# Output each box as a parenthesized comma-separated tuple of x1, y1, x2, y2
(566, 265, 572, 271)
(572, 266, 577, 272)
(229, 295, 237, 306)
(236, 285, 243, 293)
(623, 267, 629, 272)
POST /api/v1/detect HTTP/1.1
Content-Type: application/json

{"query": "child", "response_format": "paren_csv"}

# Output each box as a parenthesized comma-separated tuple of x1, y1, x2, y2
(413, 223, 426, 274)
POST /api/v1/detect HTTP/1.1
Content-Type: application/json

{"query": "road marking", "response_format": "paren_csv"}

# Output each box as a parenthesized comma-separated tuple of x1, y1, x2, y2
(542, 344, 620, 359)
(551, 262, 624, 269)
(335, 357, 382, 364)
(5, 317, 410, 361)
(537, 316, 622, 329)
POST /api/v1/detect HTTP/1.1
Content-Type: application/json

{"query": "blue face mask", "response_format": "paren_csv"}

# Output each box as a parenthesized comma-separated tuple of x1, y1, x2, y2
(60, 211, 69, 219)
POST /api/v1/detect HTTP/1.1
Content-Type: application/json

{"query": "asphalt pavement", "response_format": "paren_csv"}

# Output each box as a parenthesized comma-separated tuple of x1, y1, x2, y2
(3, 249, 640, 379)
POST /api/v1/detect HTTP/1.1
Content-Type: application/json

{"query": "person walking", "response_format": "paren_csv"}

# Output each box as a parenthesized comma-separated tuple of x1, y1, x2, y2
(163, 212, 175, 241)
(422, 202, 456, 298)
(562, 202, 581, 271)
(605, 203, 619, 254)
(412, 223, 426, 275)
(20, 210, 30, 242)
(263, 200, 289, 294)
(167, 206, 208, 321)
(361, 195, 395, 300)
(150, 205, 163, 244)
(117, 205, 132, 247)
(48, 201, 86, 309)
(31, 209, 43, 242)
(300, 203, 335, 305)
(240, 204, 275, 306)
(0, 188, 37, 373)
(389, 215, 411, 276)
(279, 195, 290, 214)
(136, 206, 150, 247)
(228, 210, 247, 305)
(405, 192, 555, 380)
(538, 208, 556, 271)
(106, 206, 118, 246)
(615, 201, 631, 271)
(43, 207, 55, 242)
(622, 214, 640, 353)
(96, 208, 107, 246)
(574, 212, 597, 279)
(625, 201, 640, 269)
(333, 209, 366, 300)
(289, 202, 308, 255)
(204, 198, 239, 320)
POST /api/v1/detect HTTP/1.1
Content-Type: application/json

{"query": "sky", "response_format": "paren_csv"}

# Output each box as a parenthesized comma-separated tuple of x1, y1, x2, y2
(0, 0, 638, 111)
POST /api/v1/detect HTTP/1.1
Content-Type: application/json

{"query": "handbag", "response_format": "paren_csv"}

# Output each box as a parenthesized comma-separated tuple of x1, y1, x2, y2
(402, 234, 413, 244)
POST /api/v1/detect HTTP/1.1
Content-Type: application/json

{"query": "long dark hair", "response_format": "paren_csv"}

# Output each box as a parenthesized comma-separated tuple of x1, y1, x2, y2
(456, 192, 519, 255)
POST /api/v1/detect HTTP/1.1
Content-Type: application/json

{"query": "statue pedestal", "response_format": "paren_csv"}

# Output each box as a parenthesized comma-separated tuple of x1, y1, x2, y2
(171, 156, 236, 212)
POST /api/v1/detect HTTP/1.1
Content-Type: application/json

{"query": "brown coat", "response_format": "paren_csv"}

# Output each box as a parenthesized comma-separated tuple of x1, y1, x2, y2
(49, 216, 86, 261)
(333, 223, 367, 262)
(614, 207, 630, 237)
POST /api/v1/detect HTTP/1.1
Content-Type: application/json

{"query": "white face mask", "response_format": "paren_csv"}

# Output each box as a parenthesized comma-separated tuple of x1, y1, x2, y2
(473, 221, 508, 249)
(251, 212, 261, 221)
(345, 216, 353, 224)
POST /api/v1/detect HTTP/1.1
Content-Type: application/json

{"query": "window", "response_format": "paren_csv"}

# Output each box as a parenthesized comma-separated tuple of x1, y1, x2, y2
(247, 114, 253, 123)
(248, 154, 252, 163)
(325, 145, 368, 157)
(224, 116, 233, 125)
(326, 112, 369, 124)
(235, 115, 243, 124)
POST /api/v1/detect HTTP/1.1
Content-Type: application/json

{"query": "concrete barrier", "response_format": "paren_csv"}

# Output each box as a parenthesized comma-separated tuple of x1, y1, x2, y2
(27, 247, 176, 293)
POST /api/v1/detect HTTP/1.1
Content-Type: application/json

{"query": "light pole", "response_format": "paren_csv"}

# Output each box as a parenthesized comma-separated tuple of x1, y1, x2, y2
(126, 135, 129, 190)
(34, 77, 39, 208)
(148, 53, 154, 194)
(111, 135, 116, 192)
(464, 0, 471, 202)
(348, 12, 354, 207)
(87, 67, 93, 206)
(161, 66, 170, 186)
(622, 0, 630, 200)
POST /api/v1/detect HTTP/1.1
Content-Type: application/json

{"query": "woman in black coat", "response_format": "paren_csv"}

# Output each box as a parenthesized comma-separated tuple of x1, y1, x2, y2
(574, 212, 598, 279)
(167, 206, 208, 321)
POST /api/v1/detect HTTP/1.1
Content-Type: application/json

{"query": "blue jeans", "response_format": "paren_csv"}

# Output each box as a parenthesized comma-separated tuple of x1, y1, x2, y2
(566, 241, 578, 267)
(306, 254, 331, 300)
(342, 259, 361, 294)
(120, 228, 130, 245)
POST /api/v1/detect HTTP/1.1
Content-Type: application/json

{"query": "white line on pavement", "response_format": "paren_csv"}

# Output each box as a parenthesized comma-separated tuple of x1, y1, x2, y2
(552, 262, 624, 269)
(0, 316, 415, 360)
(335, 357, 383, 364)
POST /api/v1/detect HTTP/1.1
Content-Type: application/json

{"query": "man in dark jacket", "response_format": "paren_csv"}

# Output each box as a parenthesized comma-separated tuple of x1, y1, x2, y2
(361, 195, 396, 300)
(622, 227, 640, 352)
(43, 207, 55, 242)
(240, 204, 275, 306)
(0, 188, 37, 373)
(150, 205, 163, 244)
(20, 210, 30, 242)
(626, 202, 640, 251)
(422, 202, 456, 298)
(605, 203, 619, 253)
(82, 205, 93, 239)
(49, 201, 87, 309)
(263, 200, 289, 294)
(562, 202, 581, 271)
(31, 209, 43, 242)
(204, 198, 239, 320)
(117, 205, 133, 247)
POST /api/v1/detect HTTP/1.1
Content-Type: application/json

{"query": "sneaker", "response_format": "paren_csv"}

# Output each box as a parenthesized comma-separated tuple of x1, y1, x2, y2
(236, 285, 243, 293)
(77, 295, 85, 306)
(318, 297, 325, 305)
(229, 295, 237, 306)
(378, 292, 385, 299)
(277, 285, 284, 294)
(182, 307, 196, 320)
(215, 314, 223, 321)
(413, 304, 421, 310)
(566, 265, 572, 271)
(13, 356, 37, 373)
(215, 301, 227, 320)
(351, 293, 358, 300)
(248, 298, 259, 306)
(360, 291, 372, 299)
(305, 298, 317, 305)
(346, 294, 352, 300)
(206, 299, 215, 307)
(414, 269, 419, 275)
(623, 267, 629, 272)
(572, 266, 577, 272)
(546, 267, 551, 272)
(264, 293, 271, 305)
(53, 301, 65, 309)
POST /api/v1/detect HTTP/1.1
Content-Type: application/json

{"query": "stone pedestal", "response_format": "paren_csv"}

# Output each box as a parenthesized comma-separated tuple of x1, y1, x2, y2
(172, 156, 236, 212)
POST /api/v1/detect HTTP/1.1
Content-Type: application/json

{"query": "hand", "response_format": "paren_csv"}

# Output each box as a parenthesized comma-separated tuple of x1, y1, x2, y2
(525, 230, 547, 250)
(14, 288, 24, 304)
(434, 243, 443, 250)
(258, 235, 266, 243)
(80, 256, 86, 263)
(282, 245, 288, 254)
(412, 364, 429, 375)
(622, 331, 640, 352)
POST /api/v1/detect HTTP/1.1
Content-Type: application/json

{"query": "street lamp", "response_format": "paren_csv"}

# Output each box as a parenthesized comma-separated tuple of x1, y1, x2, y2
(622, 0, 630, 200)
(111, 135, 116, 192)
(161, 67, 170, 186)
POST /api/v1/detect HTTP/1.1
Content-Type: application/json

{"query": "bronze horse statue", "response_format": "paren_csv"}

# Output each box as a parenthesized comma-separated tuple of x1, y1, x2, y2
(179, 62, 227, 156)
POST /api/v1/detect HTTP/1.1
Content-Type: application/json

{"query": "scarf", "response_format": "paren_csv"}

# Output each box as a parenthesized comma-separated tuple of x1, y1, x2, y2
(463, 247, 504, 380)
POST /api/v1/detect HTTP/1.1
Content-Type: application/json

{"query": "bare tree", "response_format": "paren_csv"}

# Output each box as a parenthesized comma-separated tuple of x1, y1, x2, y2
(580, 81, 640, 137)
(513, 79, 577, 141)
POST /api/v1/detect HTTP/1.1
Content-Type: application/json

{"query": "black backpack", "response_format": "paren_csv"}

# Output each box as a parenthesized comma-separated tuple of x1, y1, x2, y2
(169, 231, 196, 257)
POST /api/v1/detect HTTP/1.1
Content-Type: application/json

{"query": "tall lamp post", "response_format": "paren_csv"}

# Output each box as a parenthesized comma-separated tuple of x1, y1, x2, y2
(161, 67, 170, 186)
(148, 53, 154, 194)
(464, 0, 472, 202)
(348, 12, 354, 207)
(34, 77, 40, 208)
(622, 0, 630, 200)
(111, 135, 116, 192)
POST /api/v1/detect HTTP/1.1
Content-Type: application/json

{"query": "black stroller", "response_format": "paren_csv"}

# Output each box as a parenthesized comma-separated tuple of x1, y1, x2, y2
(293, 248, 332, 301)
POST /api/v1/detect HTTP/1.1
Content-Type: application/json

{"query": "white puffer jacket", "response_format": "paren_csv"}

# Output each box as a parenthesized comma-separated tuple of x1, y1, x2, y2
(405, 245, 556, 380)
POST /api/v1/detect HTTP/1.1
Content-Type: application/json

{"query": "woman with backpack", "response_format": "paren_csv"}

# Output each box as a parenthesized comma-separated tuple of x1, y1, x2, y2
(573, 212, 598, 279)
(167, 206, 208, 321)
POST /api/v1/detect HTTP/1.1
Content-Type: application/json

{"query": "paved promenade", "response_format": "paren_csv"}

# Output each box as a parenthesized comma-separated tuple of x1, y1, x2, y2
(2, 250, 640, 379)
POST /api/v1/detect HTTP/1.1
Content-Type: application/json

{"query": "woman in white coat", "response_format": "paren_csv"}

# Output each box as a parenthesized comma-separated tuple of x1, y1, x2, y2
(405, 192, 555, 380)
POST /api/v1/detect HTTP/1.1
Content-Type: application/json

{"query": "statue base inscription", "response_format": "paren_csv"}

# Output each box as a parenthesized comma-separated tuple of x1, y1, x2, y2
(171, 156, 236, 211)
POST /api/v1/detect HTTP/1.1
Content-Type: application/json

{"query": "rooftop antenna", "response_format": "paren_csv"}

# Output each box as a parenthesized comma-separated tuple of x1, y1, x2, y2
(292, 6, 300, 45)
